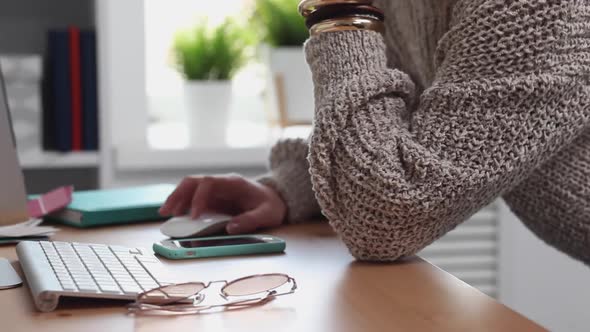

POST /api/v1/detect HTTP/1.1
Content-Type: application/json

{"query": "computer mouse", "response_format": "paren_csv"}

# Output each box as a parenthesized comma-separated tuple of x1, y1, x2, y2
(160, 212, 232, 238)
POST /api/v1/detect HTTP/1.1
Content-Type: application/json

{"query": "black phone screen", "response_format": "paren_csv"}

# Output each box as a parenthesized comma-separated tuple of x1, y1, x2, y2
(176, 237, 267, 248)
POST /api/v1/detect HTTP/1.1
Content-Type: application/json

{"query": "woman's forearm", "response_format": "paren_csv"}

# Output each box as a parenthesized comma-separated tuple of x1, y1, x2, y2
(257, 139, 323, 223)
(306, 1, 590, 261)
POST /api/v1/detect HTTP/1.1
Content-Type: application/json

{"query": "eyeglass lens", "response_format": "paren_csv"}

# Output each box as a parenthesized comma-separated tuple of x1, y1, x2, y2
(221, 274, 290, 297)
(139, 282, 206, 305)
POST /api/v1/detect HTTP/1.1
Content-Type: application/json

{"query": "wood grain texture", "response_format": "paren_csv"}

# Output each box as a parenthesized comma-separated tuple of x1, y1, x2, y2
(0, 221, 546, 331)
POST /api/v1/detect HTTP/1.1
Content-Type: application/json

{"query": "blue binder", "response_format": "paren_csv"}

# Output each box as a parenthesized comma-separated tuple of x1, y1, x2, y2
(49, 30, 72, 152)
(80, 30, 98, 151)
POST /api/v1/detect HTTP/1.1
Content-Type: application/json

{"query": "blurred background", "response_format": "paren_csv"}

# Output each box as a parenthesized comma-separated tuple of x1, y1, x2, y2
(2, 1, 589, 330)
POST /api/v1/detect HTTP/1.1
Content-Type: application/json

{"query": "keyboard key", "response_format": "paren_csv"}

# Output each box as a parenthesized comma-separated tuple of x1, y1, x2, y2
(73, 274, 94, 281)
(109, 272, 128, 278)
(99, 287, 121, 294)
(57, 273, 73, 281)
(130, 272, 151, 280)
(98, 283, 121, 294)
(136, 255, 159, 263)
(61, 281, 78, 290)
(86, 265, 107, 272)
(109, 245, 129, 253)
(97, 278, 117, 286)
(126, 248, 141, 255)
(106, 265, 126, 271)
(93, 275, 114, 281)
(139, 282, 159, 291)
(76, 283, 99, 292)
(73, 274, 93, 281)
(138, 260, 176, 284)
(121, 284, 142, 294)
(53, 266, 68, 272)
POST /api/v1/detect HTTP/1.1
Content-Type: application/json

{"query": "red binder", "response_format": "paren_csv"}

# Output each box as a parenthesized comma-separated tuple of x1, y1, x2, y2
(68, 26, 83, 151)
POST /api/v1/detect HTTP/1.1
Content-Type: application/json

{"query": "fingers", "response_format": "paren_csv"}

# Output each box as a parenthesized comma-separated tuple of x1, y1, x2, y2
(189, 177, 214, 218)
(226, 207, 266, 235)
(160, 174, 253, 218)
(159, 177, 200, 216)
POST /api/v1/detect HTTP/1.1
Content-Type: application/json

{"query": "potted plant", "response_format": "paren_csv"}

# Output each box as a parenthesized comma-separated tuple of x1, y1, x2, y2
(251, 0, 313, 126)
(172, 18, 253, 147)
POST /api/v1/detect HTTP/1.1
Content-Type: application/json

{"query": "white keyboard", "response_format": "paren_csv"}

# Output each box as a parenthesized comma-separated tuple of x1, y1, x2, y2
(16, 241, 177, 312)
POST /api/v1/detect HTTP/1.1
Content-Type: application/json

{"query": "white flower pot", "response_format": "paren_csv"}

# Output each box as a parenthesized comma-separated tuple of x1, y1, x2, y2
(184, 81, 232, 148)
(268, 46, 314, 126)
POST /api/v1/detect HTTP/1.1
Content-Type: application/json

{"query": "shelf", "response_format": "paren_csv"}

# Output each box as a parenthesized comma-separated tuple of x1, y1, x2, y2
(116, 146, 271, 171)
(18, 148, 99, 169)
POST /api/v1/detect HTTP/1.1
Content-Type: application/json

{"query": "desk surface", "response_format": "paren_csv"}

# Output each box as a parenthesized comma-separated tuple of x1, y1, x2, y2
(0, 221, 545, 332)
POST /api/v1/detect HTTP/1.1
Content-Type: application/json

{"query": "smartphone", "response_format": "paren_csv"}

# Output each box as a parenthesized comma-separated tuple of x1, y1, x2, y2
(153, 234, 286, 259)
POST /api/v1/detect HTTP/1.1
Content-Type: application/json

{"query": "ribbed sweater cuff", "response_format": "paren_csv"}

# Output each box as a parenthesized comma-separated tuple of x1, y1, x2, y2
(305, 30, 389, 84)
(256, 140, 322, 224)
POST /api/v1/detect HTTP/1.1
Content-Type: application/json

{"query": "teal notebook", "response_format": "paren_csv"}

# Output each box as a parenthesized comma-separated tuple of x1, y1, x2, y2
(42, 184, 175, 228)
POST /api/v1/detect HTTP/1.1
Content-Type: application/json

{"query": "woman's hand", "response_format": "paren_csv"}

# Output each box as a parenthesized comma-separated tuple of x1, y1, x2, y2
(158, 174, 287, 235)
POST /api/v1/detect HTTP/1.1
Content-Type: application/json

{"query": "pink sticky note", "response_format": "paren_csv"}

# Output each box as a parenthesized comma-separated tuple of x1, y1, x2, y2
(27, 186, 74, 218)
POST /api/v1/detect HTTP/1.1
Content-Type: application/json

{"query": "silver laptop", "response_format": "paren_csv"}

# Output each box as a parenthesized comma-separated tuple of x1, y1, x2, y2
(0, 65, 29, 225)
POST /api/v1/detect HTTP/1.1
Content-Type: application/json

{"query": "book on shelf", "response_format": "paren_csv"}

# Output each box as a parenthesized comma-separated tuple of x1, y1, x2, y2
(80, 30, 98, 151)
(69, 26, 83, 151)
(49, 29, 72, 152)
(41, 26, 99, 153)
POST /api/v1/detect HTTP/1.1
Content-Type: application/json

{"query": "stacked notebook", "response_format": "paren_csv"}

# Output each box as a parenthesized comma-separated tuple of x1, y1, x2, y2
(0, 219, 58, 244)
(44, 184, 176, 227)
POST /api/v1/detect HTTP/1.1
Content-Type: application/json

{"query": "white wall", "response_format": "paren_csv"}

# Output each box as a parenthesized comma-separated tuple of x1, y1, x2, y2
(499, 201, 590, 331)
(0, 0, 93, 54)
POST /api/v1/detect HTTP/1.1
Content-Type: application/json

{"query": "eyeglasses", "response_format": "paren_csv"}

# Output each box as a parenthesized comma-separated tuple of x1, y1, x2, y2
(127, 273, 297, 315)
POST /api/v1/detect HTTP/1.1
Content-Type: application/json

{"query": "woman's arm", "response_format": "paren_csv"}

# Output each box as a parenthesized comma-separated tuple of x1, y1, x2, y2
(504, 129, 590, 265)
(306, 0, 590, 261)
(257, 139, 323, 223)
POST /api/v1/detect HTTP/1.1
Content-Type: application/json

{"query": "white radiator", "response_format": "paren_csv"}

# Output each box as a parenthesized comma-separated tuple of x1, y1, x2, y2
(419, 203, 498, 298)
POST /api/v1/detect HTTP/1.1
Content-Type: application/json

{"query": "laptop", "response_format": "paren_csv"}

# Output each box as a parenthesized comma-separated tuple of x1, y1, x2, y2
(0, 64, 29, 226)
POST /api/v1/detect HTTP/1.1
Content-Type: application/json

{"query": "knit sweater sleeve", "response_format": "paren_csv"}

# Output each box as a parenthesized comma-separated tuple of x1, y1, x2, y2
(306, 0, 590, 261)
(257, 138, 323, 223)
(503, 128, 590, 265)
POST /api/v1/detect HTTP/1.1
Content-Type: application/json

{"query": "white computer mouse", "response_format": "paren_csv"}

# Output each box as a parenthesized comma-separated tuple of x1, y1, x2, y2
(160, 212, 232, 238)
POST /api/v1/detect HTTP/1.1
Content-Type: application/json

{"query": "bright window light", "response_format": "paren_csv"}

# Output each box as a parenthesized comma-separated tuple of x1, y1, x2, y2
(145, 0, 246, 97)
(144, 0, 266, 131)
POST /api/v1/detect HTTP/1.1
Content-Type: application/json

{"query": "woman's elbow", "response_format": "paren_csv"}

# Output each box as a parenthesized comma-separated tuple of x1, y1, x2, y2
(332, 219, 430, 262)
(313, 176, 452, 262)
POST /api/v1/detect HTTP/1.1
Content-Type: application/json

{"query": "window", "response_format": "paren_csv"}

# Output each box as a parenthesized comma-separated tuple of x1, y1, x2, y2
(144, 0, 271, 149)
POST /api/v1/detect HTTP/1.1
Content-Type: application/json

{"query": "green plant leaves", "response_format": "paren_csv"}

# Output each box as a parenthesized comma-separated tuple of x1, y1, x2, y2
(252, 0, 309, 47)
(172, 0, 307, 80)
(173, 18, 254, 81)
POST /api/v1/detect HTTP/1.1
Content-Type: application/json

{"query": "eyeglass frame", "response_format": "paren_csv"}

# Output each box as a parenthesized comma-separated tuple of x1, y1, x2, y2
(127, 273, 298, 314)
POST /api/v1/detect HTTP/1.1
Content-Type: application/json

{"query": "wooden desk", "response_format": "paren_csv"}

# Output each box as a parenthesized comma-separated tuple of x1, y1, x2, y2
(0, 222, 545, 332)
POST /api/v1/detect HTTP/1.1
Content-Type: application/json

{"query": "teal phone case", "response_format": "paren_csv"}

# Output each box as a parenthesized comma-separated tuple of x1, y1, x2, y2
(153, 234, 286, 260)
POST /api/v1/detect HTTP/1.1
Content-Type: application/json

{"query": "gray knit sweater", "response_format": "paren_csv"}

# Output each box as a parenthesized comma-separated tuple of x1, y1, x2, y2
(259, 0, 590, 262)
